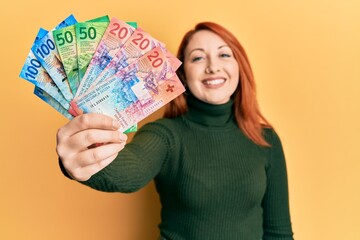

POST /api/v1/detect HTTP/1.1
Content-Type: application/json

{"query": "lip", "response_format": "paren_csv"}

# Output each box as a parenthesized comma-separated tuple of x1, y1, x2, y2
(202, 77, 226, 88)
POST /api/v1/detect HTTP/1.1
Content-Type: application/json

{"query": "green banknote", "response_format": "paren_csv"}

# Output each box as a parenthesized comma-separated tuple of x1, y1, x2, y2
(76, 16, 110, 85)
(74, 18, 137, 99)
(87, 15, 110, 23)
(31, 16, 77, 102)
(53, 25, 79, 95)
(22, 14, 186, 136)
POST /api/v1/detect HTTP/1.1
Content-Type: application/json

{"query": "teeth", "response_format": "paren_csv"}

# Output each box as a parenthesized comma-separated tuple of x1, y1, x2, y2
(204, 79, 225, 85)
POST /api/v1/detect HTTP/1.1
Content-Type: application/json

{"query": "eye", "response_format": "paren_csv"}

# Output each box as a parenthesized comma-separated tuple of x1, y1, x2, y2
(191, 56, 204, 62)
(220, 53, 232, 58)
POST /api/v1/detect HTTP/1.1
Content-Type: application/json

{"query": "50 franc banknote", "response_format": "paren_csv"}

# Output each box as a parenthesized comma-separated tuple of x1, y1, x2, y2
(75, 18, 137, 98)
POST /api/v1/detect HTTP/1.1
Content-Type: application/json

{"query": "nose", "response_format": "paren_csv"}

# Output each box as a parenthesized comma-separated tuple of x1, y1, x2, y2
(205, 58, 220, 74)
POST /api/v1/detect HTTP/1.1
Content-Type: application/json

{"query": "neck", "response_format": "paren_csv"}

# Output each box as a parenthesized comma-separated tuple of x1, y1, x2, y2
(184, 94, 235, 128)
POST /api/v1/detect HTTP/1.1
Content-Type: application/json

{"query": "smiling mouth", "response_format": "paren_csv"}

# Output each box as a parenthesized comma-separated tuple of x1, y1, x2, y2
(202, 78, 226, 86)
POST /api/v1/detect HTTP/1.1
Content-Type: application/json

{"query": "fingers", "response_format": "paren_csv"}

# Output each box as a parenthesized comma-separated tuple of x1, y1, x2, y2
(78, 153, 119, 181)
(63, 142, 126, 181)
(79, 142, 125, 167)
(56, 113, 127, 181)
(58, 113, 120, 138)
(66, 129, 128, 152)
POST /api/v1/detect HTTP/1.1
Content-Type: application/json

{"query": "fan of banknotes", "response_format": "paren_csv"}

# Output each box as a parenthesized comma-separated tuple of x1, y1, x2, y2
(20, 14, 185, 133)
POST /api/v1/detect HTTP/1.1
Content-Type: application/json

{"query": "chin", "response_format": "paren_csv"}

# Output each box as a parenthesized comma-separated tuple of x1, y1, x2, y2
(205, 98, 229, 105)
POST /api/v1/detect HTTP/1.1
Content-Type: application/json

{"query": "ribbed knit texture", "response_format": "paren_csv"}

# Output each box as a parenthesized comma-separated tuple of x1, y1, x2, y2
(83, 95, 294, 240)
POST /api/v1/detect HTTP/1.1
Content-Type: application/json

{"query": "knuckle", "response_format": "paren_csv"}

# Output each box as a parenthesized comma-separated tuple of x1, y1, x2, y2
(71, 169, 84, 181)
(77, 114, 90, 128)
(97, 159, 106, 169)
(91, 149, 101, 162)
(55, 144, 63, 156)
(100, 114, 114, 128)
(61, 158, 71, 169)
(61, 161, 81, 180)
(56, 142, 68, 158)
(56, 127, 65, 141)
(85, 132, 97, 144)
(102, 116, 113, 129)
(70, 167, 90, 182)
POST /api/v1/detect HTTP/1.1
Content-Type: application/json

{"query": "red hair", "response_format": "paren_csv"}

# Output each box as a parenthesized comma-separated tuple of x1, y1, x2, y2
(164, 22, 272, 146)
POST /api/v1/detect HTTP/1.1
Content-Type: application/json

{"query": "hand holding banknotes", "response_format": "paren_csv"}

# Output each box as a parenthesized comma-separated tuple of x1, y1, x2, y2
(56, 113, 127, 181)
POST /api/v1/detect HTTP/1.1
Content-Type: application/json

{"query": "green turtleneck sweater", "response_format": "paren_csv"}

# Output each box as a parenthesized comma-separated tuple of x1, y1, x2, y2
(81, 95, 294, 240)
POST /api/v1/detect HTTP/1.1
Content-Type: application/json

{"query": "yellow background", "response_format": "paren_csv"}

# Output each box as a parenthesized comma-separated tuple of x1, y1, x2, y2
(1, 0, 359, 239)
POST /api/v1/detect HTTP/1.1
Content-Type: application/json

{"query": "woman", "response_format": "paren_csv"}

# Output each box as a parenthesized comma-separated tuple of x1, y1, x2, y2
(57, 22, 294, 240)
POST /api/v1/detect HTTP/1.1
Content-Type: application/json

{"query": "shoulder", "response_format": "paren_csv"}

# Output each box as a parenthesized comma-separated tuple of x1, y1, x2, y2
(262, 127, 288, 170)
(263, 127, 283, 149)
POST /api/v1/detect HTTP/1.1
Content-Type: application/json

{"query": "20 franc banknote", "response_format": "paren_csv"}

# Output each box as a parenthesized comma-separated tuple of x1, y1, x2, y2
(70, 47, 184, 132)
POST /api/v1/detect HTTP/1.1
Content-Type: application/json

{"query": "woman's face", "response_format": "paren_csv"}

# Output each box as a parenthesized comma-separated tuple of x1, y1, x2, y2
(184, 30, 239, 105)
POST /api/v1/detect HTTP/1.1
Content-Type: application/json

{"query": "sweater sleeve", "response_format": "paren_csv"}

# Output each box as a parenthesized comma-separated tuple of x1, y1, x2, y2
(262, 130, 294, 240)
(80, 121, 172, 193)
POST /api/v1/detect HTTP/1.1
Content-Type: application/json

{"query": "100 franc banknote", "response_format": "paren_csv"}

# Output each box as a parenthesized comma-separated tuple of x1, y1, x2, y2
(34, 87, 73, 119)
(20, 28, 70, 110)
(31, 15, 78, 101)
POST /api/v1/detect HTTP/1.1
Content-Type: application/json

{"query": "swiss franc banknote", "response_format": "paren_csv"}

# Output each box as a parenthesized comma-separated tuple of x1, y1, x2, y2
(75, 18, 137, 98)
(21, 15, 184, 134)
(20, 27, 71, 111)
(53, 25, 79, 95)
(76, 16, 110, 84)
(34, 87, 73, 119)
(31, 15, 77, 101)
(70, 47, 184, 132)
(91, 27, 165, 89)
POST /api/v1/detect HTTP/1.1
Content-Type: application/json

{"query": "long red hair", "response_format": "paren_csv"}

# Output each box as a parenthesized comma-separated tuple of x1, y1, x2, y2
(164, 22, 272, 146)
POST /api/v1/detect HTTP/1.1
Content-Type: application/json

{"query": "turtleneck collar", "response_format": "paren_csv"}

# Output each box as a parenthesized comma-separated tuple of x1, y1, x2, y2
(183, 94, 236, 128)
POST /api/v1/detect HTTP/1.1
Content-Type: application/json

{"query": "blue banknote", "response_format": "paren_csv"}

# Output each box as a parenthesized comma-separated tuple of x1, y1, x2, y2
(31, 15, 77, 101)
(20, 28, 70, 110)
(34, 87, 73, 119)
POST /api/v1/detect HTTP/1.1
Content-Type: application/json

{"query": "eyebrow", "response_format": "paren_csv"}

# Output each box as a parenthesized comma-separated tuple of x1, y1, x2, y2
(187, 45, 230, 57)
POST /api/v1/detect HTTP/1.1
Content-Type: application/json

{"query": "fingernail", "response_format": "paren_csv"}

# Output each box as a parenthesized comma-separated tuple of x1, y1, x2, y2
(117, 133, 128, 143)
(121, 134, 128, 142)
